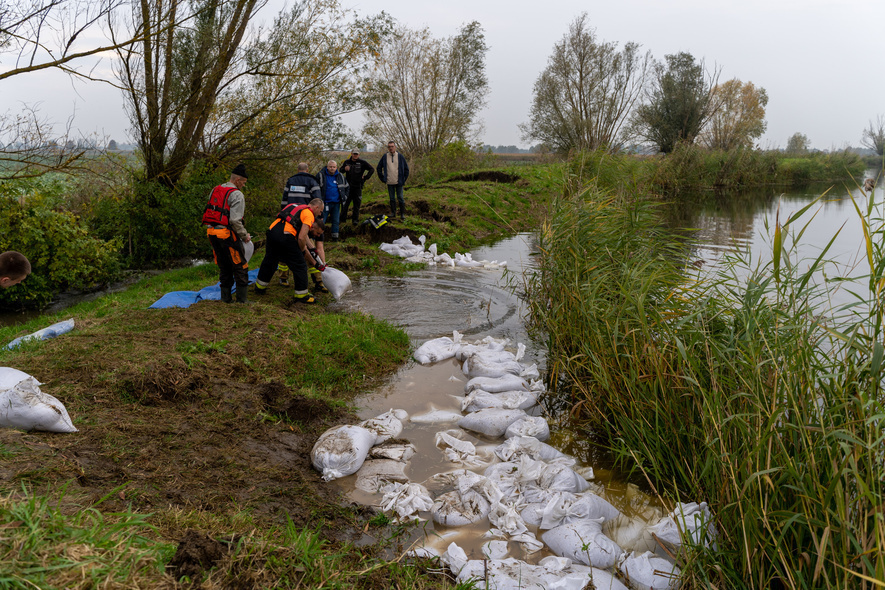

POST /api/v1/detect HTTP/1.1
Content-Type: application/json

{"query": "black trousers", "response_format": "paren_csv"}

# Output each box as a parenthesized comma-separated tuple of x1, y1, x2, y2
(208, 232, 249, 291)
(256, 224, 309, 291)
(341, 182, 363, 222)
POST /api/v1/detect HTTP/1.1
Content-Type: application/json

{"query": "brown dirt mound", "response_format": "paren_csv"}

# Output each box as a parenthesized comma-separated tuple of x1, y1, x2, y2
(448, 171, 521, 183)
(168, 529, 234, 580)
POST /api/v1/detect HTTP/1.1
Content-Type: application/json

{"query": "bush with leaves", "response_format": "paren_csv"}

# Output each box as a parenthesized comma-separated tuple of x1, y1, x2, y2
(0, 195, 122, 309)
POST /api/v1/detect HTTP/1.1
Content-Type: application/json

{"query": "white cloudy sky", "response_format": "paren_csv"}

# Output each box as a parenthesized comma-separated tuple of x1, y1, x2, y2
(2, 0, 882, 150)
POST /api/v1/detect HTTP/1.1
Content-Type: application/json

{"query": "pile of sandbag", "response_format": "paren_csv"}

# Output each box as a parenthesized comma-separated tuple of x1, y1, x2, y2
(0, 367, 77, 432)
(312, 332, 718, 589)
(380, 235, 507, 270)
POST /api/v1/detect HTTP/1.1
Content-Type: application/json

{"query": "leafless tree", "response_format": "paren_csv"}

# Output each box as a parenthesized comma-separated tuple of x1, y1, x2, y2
(0, 0, 142, 179)
(363, 21, 489, 157)
(861, 115, 885, 157)
(519, 13, 651, 154)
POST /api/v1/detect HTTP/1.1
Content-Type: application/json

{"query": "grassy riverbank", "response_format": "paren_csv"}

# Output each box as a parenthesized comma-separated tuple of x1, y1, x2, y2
(527, 167, 885, 587)
(0, 165, 559, 589)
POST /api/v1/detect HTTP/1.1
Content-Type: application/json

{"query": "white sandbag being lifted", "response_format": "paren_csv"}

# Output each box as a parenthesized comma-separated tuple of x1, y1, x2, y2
(0, 367, 77, 433)
(321, 267, 352, 300)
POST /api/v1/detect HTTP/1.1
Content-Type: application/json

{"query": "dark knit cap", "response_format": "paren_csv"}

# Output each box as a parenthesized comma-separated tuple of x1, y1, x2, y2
(232, 163, 247, 178)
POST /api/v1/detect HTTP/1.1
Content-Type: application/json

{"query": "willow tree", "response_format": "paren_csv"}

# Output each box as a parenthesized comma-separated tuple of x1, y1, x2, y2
(200, 1, 391, 163)
(861, 115, 885, 157)
(114, 0, 266, 188)
(632, 52, 722, 153)
(520, 14, 651, 154)
(362, 21, 488, 156)
(701, 79, 768, 150)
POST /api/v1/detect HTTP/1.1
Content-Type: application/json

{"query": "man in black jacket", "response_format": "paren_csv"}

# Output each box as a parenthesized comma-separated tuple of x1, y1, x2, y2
(281, 162, 321, 207)
(339, 148, 374, 224)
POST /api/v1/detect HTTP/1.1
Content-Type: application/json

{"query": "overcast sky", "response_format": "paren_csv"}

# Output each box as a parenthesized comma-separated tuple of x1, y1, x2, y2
(3, 0, 882, 151)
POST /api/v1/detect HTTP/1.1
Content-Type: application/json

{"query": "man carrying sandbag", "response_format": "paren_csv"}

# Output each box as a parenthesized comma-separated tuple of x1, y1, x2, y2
(254, 198, 325, 304)
(202, 164, 252, 304)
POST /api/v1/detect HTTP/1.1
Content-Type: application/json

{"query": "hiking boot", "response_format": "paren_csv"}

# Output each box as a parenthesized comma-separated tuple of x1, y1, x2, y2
(220, 287, 233, 303)
(313, 281, 330, 294)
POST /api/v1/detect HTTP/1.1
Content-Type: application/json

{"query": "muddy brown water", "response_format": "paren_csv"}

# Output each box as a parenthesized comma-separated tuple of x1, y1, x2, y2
(328, 233, 663, 561)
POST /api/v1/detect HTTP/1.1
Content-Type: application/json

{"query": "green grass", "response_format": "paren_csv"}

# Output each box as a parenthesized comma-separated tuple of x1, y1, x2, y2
(527, 169, 885, 588)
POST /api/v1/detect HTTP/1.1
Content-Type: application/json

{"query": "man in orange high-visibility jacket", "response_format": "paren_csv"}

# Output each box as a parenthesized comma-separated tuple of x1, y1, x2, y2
(253, 198, 325, 304)
(202, 164, 252, 303)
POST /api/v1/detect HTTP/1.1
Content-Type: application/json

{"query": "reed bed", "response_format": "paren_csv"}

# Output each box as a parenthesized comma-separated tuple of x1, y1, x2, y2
(527, 175, 885, 588)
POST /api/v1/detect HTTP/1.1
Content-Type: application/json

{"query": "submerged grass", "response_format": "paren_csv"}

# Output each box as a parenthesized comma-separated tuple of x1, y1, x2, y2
(527, 170, 885, 588)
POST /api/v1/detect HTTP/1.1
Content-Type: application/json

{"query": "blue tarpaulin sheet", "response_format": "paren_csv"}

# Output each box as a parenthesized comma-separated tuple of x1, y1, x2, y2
(149, 270, 259, 309)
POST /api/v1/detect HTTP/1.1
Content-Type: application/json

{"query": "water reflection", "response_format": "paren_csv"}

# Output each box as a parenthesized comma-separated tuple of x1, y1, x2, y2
(666, 174, 883, 312)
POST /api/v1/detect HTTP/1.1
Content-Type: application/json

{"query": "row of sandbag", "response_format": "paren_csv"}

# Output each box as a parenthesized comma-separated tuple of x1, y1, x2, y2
(380, 235, 507, 270)
(311, 332, 717, 590)
(412, 331, 716, 589)
(0, 367, 78, 432)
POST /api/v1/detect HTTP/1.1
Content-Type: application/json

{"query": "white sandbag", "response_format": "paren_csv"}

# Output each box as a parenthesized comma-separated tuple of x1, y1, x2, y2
(519, 363, 540, 380)
(359, 409, 408, 445)
(606, 514, 659, 554)
(646, 501, 716, 550)
(454, 337, 508, 361)
(462, 390, 537, 413)
(243, 240, 254, 263)
(355, 459, 409, 493)
(434, 252, 455, 267)
(504, 416, 551, 441)
(410, 408, 464, 424)
(458, 408, 527, 438)
(4, 318, 75, 350)
(495, 436, 571, 464)
(368, 441, 416, 462)
(462, 354, 523, 379)
(379, 482, 434, 521)
(454, 252, 483, 268)
(379, 243, 407, 257)
(482, 540, 509, 560)
(539, 492, 622, 529)
(441, 542, 469, 575)
(619, 551, 681, 590)
(0, 369, 77, 433)
(320, 267, 352, 300)
(455, 557, 594, 590)
(542, 519, 624, 569)
(413, 331, 463, 364)
(431, 489, 491, 527)
(435, 430, 483, 466)
(310, 424, 376, 481)
(485, 500, 544, 552)
(465, 374, 528, 394)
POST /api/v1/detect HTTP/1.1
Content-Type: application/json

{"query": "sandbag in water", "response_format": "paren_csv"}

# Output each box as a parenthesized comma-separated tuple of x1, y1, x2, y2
(619, 551, 681, 590)
(413, 331, 463, 364)
(359, 409, 408, 445)
(0, 367, 77, 433)
(646, 501, 717, 550)
(465, 374, 528, 394)
(355, 459, 409, 493)
(379, 482, 434, 521)
(504, 416, 550, 441)
(542, 519, 624, 569)
(458, 408, 527, 438)
(310, 424, 376, 481)
(462, 389, 537, 413)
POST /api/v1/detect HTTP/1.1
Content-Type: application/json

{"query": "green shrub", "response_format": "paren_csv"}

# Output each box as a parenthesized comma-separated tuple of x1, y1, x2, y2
(0, 195, 122, 309)
(403, 141, 496, 185)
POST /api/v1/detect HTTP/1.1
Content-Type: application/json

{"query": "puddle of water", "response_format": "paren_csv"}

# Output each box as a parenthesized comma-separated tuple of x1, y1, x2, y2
(329, 234, 665, 563)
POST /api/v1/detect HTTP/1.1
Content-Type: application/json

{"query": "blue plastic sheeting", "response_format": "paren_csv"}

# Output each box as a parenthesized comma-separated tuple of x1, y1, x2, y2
(5, 318, 76, 350)
(149, 269, 259, 309)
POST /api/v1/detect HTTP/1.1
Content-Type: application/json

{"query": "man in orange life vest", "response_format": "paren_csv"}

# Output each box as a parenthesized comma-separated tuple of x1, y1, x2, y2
(253, 198, 325, 304)
(202, 164, 252, 303)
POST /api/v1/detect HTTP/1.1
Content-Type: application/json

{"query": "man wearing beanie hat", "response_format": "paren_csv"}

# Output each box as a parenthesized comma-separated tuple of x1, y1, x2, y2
(201, 164, 252, 303)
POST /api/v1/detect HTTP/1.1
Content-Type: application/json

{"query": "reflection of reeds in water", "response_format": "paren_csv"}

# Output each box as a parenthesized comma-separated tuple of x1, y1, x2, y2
(525, 175, 885, 588)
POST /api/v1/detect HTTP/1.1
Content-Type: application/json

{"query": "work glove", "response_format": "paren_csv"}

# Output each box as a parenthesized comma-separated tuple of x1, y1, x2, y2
(309, 248, 327, 272)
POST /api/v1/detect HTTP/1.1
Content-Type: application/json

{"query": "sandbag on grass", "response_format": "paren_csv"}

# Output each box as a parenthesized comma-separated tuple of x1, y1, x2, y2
(0, 368, 77, 433)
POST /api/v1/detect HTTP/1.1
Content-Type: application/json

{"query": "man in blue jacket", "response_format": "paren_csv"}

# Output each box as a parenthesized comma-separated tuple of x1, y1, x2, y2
(377, 140, 409, 220)
(317, 160, 348, 240)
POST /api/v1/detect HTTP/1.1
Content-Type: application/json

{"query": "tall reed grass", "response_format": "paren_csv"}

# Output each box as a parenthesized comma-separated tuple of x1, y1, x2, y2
(527, 173, 885, 588)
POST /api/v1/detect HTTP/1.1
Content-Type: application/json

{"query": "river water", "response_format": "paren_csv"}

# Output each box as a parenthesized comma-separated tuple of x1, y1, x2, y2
(325, 175, 881, 562)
